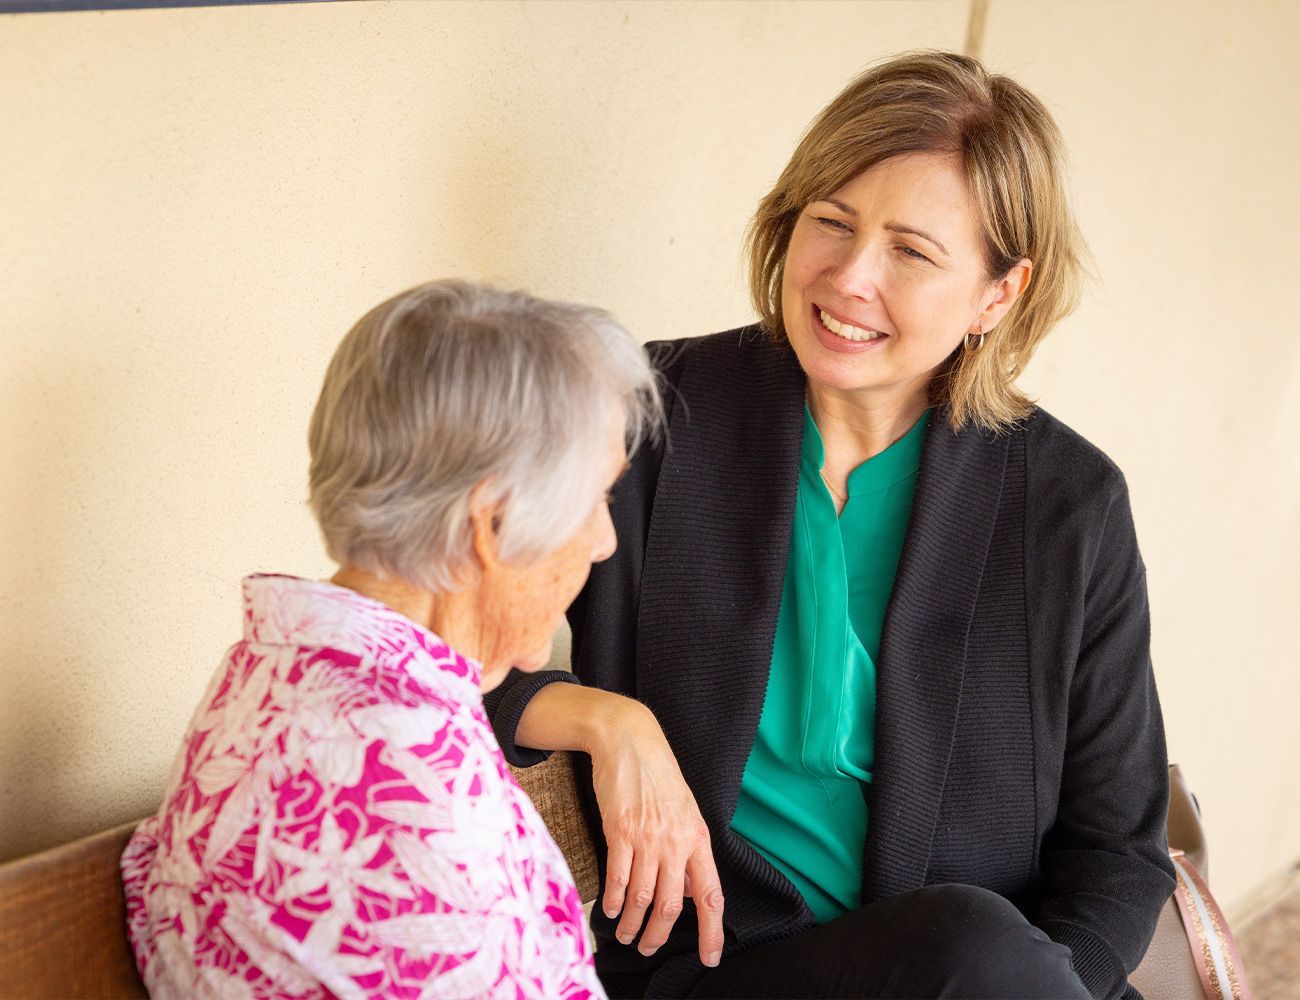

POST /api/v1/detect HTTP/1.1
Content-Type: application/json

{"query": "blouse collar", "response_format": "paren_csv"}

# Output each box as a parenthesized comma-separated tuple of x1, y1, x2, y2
(801, 403, 932, 499)
(240, 573, 484, 700)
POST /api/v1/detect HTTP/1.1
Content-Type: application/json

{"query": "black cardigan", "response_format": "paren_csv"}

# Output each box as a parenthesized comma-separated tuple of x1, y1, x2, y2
(488, 327, 1175, 999)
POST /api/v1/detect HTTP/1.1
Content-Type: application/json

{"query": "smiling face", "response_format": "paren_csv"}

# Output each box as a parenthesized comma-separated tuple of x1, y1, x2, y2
(780, 152, 1030, 412)
(474, 419, 628, 691)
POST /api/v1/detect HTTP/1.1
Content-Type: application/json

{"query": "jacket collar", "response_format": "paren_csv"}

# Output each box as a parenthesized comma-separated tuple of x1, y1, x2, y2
(636, 329, 805, 830)
(862, 411, 1009, 899)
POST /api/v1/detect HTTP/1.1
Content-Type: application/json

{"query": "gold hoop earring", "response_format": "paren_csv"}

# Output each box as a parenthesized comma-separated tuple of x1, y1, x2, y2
(964, 327, 985, 352)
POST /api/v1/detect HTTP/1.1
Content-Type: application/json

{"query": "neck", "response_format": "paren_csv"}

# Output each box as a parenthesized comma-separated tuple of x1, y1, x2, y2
(329, 565, 499, 689)
(806, 380, 929, 474)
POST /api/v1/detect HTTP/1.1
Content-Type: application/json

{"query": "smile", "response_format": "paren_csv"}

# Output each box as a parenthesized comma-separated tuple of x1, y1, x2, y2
(817, 307, 887, 342)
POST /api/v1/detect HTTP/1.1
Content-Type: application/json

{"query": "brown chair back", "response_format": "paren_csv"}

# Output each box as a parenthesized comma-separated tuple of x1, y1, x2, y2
(1129, 764, 1208, 997)
(0, 820, 147, 999)
(510, 751, 600, 901)
(1132, 764, 1251, 1000)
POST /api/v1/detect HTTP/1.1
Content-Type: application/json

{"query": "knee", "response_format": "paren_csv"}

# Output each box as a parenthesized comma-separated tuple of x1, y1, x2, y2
(898, 884, 1029, 956)
(888, 884, 1087, 999)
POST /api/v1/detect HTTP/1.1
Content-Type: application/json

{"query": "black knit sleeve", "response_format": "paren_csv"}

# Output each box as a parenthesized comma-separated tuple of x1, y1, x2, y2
(1034, 478, 1176, 999)
(484, 669, 582, 767)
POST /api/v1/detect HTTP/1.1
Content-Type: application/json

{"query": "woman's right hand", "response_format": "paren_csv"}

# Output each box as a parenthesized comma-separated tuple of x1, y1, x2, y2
(587, 698, 725, 969)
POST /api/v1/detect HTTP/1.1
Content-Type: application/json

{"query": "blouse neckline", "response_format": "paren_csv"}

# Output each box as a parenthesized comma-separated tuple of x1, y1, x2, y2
(801, 403, 931, 500)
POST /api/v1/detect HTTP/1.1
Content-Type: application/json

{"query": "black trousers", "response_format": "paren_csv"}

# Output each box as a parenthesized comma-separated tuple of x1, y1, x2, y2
(685, 884, 1096, 999)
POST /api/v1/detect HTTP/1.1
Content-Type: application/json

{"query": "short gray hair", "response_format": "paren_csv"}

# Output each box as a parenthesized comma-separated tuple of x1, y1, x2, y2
(308, 280, 661, 593)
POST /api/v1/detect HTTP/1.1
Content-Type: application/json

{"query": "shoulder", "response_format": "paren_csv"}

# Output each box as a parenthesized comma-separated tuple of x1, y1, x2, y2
(645, 324, 791, 389)
(1016, 407, 1144, 581)
(1018, 406, 1130, 506)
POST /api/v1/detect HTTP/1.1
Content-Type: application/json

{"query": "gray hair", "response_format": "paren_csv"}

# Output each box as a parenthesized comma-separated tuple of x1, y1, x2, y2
(308, 280, 661, 593)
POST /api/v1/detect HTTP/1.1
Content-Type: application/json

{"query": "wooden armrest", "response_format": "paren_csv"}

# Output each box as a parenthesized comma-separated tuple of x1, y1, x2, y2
(0, 820, 148, 999)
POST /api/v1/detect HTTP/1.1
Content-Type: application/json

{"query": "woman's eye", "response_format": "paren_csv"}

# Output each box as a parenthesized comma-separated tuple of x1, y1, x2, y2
(815, 216, 852, 233)
(898, 245, 932, 263)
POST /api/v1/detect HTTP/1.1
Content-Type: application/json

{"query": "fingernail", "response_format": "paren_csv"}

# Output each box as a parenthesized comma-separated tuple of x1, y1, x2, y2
(705, 950, 721, 968)
(603, 906, 617, 919)
(617, 933, 633, 946)
(641, 945, 659, 958)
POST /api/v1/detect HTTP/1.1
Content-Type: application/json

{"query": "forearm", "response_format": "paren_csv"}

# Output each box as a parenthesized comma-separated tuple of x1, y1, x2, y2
(516, 681, 648, 757)
(508, 668, 724, 967)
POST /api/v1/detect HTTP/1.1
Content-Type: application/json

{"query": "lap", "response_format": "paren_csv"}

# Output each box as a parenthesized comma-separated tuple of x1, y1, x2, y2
(688, 884, 1091, 999)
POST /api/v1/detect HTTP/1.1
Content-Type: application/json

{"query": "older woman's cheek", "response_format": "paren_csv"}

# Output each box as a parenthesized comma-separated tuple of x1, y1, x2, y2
(480, 542, 590, 670)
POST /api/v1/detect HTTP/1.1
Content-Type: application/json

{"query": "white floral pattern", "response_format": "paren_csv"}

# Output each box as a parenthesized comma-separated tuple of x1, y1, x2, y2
(122, 574, 603, 1000)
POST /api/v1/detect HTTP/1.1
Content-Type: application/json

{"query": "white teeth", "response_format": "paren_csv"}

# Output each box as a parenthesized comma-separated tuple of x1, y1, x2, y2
(819, 308, 883, 342)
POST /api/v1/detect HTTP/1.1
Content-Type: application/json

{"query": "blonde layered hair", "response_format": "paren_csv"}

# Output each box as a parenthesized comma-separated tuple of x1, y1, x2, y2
(747, 51, 1087, 431)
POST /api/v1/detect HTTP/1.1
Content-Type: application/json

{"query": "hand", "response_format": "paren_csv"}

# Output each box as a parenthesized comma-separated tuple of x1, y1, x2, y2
(588, 700, 725, 968)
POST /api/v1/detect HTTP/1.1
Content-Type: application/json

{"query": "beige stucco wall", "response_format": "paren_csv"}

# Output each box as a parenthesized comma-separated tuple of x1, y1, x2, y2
(1, 0, 1295, 918)
(980, 0, 1300, 916)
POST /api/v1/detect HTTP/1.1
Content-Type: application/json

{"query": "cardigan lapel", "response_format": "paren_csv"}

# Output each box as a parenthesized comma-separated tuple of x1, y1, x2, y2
(861, 413, 1011, 901)
(635, 330, 805, 830)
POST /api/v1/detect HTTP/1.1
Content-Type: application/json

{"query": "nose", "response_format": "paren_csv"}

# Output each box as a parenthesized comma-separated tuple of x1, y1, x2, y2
(826, 242, 881, 302)
(590, 501, 617, 563)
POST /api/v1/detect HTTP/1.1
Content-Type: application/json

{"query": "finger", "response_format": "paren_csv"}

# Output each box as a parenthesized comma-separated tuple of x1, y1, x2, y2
(637, 861, 685, 957)
(602, 837, 633, 919)
(615, 848, 659, 946)
(686, 845, 725, 968)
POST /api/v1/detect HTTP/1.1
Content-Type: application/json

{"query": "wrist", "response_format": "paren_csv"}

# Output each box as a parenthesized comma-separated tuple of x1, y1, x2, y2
(518, 682, 654, 758)
(579, 691, 654, 758)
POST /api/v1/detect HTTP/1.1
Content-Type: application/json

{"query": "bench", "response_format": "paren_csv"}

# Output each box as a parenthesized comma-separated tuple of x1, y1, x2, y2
(0, 762, 1244, 998)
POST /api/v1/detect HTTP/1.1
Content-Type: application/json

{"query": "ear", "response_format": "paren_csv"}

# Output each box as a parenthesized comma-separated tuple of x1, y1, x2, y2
(467, 482, 505, 574)
(975, 258, 1033, 333)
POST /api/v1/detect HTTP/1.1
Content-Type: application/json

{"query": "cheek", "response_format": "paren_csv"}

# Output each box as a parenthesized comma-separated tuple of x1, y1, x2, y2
(534, 545, 593, 612)
(891, 278, 968, 337)
(484, 540, 594, 665)
(783, 236, 823, 293)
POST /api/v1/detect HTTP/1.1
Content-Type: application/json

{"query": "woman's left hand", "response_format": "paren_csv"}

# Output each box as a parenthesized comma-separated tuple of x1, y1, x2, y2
(587, 695, 726, 968)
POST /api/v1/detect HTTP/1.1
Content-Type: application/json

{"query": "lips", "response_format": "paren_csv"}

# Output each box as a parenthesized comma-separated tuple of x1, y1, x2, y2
(808, 303, 889, 354)
(817, 306, 886, 341)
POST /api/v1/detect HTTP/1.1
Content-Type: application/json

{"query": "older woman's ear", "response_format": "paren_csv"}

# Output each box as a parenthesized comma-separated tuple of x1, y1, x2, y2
(470, 481, 520, 582)
(468, 483, 505, 573)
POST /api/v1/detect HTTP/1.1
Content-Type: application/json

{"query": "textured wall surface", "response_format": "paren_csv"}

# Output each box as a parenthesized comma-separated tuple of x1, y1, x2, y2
(1, 0, 1296, 918)
(981, 0, 1300, 916)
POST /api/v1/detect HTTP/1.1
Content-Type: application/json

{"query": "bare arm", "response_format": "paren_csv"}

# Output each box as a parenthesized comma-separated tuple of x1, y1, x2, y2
(515, 683, 725, 968)
(514, 681, 634, 755)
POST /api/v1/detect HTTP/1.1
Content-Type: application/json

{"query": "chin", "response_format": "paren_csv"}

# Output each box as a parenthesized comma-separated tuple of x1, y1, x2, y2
(479, 665, 507, 693)
(790, 335, 883, 391)
(514, 643, 554, 674)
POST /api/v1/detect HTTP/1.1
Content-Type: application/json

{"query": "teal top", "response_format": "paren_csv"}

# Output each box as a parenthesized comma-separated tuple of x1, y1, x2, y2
(730, 405, 930, 923)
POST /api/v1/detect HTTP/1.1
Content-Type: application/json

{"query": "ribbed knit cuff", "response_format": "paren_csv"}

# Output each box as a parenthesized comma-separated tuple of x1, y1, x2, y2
(1037, 919, 1128, 1000)
(483, 669, 580, 767)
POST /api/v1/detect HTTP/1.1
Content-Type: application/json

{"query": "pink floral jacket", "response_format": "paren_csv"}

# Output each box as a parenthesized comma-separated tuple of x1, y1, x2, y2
(121, 575, 604, 1000)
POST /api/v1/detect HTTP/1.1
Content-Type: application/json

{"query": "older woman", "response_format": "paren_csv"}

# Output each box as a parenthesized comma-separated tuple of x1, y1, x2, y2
(487, 52, 1174, 999)
(121, 281, 658, 999)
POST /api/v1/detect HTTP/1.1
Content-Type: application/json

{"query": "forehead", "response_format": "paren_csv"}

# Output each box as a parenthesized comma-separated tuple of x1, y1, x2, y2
(824, 153, 981, 245)
(598, 413, 629, 472)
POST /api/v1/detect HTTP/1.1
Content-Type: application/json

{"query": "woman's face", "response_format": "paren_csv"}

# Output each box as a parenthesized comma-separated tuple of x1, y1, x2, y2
(476, 422, 627, 691)
(780, 152, 1028, 407)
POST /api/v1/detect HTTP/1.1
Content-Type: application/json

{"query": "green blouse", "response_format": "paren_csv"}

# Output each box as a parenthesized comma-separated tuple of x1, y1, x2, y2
(730, 404, 930, 923)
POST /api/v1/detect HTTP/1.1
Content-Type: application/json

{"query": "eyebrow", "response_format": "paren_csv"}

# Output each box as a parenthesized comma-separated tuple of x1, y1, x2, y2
(886, 223, 950, 258)
(821, 198, 951, 257)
